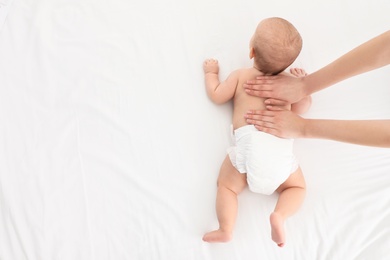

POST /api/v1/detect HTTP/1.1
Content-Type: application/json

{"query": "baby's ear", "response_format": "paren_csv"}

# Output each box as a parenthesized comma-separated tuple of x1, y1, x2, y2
(249, 47, 255, 59)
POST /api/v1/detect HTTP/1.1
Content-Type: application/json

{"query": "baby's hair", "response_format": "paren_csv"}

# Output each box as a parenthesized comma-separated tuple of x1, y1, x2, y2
(253, 17, 302, 75)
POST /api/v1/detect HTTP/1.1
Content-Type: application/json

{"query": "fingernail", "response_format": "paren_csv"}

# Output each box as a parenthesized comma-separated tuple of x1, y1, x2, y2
(246, 110, 252, 114)
(265, 100, 270, 104)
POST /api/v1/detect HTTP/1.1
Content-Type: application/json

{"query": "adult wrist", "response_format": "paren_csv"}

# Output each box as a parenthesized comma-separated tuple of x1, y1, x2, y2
(300, 118, 310, 138)
(300, 76, 311, 97)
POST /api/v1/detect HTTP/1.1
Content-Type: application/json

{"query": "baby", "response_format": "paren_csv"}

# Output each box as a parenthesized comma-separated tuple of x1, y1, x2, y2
(203, 17, 312, 247)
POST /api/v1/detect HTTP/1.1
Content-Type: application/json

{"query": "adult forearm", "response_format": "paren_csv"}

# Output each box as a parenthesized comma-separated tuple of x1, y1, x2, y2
(303, 119, 390, 147)
(304, 30, 390, 95)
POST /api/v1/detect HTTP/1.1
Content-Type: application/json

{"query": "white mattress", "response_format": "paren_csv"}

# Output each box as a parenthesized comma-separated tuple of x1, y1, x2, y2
(1, 0, 389, 259)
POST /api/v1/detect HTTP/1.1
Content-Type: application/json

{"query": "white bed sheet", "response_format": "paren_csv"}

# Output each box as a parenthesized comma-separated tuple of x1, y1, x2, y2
(1, 0, 389, 259)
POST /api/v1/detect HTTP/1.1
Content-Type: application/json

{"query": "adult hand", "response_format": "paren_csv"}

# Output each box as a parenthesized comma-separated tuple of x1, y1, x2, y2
(243, 74, 307, 104)
(244, 109, 306, 139)
(264, 99, 290, 111)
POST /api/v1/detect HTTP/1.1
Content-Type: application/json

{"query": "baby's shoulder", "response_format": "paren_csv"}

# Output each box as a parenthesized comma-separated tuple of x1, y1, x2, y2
(232, 67, 263, 79)
(230, 67, 254, 76)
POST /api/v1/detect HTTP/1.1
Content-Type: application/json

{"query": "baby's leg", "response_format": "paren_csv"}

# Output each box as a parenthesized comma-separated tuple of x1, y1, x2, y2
(270, 167, 306, 247)
(203, 156, 247, 243)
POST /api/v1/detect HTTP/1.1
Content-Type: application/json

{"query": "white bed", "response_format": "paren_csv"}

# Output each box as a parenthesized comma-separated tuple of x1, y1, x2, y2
(1, 0, 389, 259)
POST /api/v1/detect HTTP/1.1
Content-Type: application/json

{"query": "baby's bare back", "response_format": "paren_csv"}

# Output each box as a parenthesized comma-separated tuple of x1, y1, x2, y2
(232, 68, 266, 129)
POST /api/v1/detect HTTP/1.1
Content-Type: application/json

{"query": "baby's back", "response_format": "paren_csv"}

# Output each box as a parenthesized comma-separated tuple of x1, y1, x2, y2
(232, 68, 266, 129)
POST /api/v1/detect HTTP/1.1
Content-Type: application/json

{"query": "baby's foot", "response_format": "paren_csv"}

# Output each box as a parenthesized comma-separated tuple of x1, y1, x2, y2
(290, 68, 307, 78)
(202, 229, 232, 243)
(270, 212, 286, 247)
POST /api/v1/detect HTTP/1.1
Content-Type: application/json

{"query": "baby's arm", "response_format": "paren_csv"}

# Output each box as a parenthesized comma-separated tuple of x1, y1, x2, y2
(289, 68, 311, 114)
(291, 96, 312, 115)
(204, 59, 238, 104)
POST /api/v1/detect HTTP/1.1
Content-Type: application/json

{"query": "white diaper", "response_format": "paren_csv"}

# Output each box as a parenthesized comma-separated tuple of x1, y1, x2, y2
(227, 125, 298, 195)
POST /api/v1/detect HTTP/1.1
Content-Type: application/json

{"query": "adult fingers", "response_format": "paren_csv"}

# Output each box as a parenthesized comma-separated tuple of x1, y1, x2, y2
(254, 125, 283, 138)
(244, 89, 274, 98)
(246, 110, 276, 116)
(245, 111, 276, 125)
(246, 117, 274, 126)
(266, 105, 285, 111)
(252, 76, 279, 84)
(265, 98, 288, 106)
(243, 82, 274, 90)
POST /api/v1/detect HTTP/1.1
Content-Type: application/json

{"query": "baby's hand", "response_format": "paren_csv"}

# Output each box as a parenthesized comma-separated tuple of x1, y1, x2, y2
(203, 59, 219, 74)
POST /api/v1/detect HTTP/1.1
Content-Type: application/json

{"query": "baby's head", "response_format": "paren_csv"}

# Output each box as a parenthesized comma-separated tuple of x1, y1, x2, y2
(250, 17, 302, 75)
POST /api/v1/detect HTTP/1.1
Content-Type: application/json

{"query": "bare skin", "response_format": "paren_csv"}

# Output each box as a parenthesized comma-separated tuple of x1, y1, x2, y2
(202, 156, 247, 243)
(246, 111, 390, 147)
(203, 61, 309, 246)
(204, 63, 311, 131)
(272, 167, 305, 247)
(202, 157, 305, 247)
(244, 30, 390, 103)
(204, 58, 269, 130)
(244, 30, 390, 147)
(203, 18, 310, 246)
